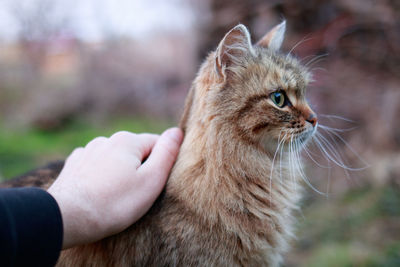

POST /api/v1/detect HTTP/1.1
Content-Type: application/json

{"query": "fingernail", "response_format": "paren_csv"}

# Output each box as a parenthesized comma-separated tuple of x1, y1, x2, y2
(163, 128, 183, 144)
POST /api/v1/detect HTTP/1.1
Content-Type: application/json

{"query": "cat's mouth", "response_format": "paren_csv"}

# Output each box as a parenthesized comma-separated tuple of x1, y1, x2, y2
(295, 123, 317, 144)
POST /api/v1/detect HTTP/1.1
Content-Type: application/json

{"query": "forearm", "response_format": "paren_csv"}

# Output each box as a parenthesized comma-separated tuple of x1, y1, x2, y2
(0, 187, 63, 266)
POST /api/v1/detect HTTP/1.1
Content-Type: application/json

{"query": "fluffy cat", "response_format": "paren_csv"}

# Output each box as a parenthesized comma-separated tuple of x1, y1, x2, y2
(2, 21, 318, 266)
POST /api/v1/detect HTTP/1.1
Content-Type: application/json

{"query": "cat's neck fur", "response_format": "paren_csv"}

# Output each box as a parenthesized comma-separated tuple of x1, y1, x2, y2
(168, 53, 302, 262)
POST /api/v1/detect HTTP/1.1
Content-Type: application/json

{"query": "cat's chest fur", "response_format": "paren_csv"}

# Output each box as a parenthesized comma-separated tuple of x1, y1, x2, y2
(121, 130, 302, 266)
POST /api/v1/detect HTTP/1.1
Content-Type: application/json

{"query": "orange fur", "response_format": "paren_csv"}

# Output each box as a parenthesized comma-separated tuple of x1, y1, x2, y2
(5, 23, 318, 266)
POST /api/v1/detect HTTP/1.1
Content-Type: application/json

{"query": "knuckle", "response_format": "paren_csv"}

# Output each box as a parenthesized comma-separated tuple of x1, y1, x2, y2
(66, 147, 84, 162)
(111, 131, 136, 144)
(86, 137, 107, 148)
(72, 147, 84, 154)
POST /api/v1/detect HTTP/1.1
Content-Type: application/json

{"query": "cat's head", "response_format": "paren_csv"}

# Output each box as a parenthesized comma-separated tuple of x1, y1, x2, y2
(183, 21, 317, 153)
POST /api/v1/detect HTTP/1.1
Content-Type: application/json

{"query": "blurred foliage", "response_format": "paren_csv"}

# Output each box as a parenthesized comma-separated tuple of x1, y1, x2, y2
(288, 182, 400, 266)
(0, 117, 173, 179)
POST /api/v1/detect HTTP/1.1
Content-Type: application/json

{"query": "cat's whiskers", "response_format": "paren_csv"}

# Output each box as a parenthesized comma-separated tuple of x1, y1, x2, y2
(294, 137, 325, 195)
(303, 121, 368, 195)
(318, 114, 356, 123)
(286, 35, 314, 58)
(310, 66, 328, 74)
(302, 141, 331, 169)
(307, 115, 368, 180)
(314, 131, 363, 172)
(308, 134, 340, 177)
(299, 54, 317, 64)
(276, 126, 338, 195)
(289, 135, 298, 191)
(269, 130, 287, 205)
(318, 124, 358, 133)
(318, 129, 349, 162)
(288, 135, 295, 190)
(304, 53, 329, 68)
(318, 125, 369, 169)
(312, 132, 358, 184)
(312, 132, 350, 172)
(278, 132, 287, 188)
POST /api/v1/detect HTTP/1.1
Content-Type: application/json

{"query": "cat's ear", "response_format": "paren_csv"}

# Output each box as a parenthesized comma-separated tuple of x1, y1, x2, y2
(215, 24, 254, 77)
(256, 20, 286, 51)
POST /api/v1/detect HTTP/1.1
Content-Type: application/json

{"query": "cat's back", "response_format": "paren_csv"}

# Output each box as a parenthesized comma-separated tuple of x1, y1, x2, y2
(0, 161, 64, 189)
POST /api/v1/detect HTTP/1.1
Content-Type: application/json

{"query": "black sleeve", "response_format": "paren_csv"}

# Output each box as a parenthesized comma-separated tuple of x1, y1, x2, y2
(0, 187, 63, 267)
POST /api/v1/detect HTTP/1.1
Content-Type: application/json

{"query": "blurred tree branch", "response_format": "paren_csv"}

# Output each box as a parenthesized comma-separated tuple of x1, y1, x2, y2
(8, 0, 72, 71)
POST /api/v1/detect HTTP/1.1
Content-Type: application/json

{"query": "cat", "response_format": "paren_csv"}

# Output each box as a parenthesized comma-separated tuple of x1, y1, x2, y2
(1, 21, 318, 266)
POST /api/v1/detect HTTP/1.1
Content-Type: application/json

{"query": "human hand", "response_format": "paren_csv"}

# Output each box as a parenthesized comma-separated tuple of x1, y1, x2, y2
(47, 128, 183, 249)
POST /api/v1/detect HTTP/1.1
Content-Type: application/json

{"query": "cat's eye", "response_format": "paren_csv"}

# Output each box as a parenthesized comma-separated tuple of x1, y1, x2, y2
(270, 91, 288, 108)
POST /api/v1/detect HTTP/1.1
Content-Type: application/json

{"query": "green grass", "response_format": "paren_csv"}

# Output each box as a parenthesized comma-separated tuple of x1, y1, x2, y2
(0, 117, 173, 179)
(290, 183, 400, 266)
(305, 243, 355, 267)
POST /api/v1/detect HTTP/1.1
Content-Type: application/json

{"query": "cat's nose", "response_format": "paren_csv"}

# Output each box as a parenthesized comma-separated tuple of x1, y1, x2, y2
(306, 113, 318, 127)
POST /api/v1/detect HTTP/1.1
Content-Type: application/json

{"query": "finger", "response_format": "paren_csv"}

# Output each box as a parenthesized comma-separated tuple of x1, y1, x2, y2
(85, 136, 107, 151)
(66, 147, 84, 162)
(138, 128, 183, 192)
(135, 133, 160, 161)
(110, 131, 159, 162)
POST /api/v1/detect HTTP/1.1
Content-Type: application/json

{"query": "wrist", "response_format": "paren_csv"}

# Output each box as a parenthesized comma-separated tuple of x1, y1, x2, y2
(48, 185, 99, 249)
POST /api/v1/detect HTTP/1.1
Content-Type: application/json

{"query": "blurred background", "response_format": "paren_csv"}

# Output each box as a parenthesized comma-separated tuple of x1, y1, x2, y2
(0, 0, 399, 265)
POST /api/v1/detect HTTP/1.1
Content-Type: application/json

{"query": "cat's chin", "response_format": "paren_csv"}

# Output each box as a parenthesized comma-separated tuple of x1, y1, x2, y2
(292, 127, 316, 147)
(300, 123, 318, 144)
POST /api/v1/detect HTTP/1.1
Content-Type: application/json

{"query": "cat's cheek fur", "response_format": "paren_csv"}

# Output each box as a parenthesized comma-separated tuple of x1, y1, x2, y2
(259, 135, 283, 154)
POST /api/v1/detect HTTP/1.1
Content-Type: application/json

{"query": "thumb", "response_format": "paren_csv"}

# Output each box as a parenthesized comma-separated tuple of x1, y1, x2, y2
(138, 127, 183, 191)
